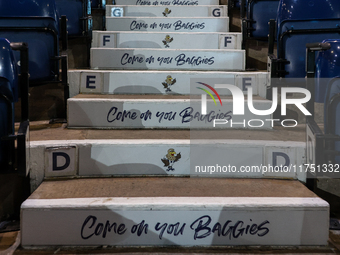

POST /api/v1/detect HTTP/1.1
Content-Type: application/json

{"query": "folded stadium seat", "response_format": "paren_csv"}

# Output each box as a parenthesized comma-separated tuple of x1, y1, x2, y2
(314, 39, 340, 103)
(55, 0, 92, 37)
(229, 0, 241, 9)
(0, 38, 18, 170)
(55, 0, 93, 66)
(304, 41, 340, 189)
(242, 0, 280, 40)
(91, 0, 99, 8)
(323, 77, 340, 164)
(0, 0, 62, 84)
(0, 38, 29, 174)
(0, 0, 68, 119)
(311, 40, 340, 163)
(268, 0, 340, 80)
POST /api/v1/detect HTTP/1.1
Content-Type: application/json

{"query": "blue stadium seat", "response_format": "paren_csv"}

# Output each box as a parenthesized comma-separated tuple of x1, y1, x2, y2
(234, 0, 241, 8)
(0, 0, 60, 83)
(0, 38, 18, 169)
(316, 42, 340, 152)
(314, 40, 340, 103)
(305, 42, 340, 185)
(242, 0, 279, 40)
(269, 0, 340, 79)
(91, 0, 99, 8)
(55, 0, 92, 37)
(0, 38, 29, 175)
(324, 77, 340, 164)
(0, 0, 68, 119)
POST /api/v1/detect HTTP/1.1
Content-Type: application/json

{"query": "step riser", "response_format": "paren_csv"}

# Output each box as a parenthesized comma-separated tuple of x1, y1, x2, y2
(30, 140, 306, 182)
(112, 0, 220, 6)
(67, 99, 272, 129)
(106, 17, 229, 32)
(92, 31, 242, 50)
(107, 5, 228, 17)
(69, 71, 268, 98)
(90, 49, 245, 71)
(21, 197, 329, 246)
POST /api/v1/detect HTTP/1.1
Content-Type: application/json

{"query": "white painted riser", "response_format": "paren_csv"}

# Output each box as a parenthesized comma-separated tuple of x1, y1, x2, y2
(92, 31, 242, 50)
(30, 139, 306, 180)
(67, 98, 273, 129)
(68, 70, 268, 98)
(106, 17, 229, 32)
(106, 5, 228, 17)
(90, 48, 245, 71)
(112, 0, 220, 6)
(21, 197, 329, 247)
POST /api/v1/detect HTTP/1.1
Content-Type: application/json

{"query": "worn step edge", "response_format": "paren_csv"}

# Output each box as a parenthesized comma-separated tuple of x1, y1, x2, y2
(106, 5, 228, 17)
(21, 195, 329, 247)
(29, 139, 306, 192)
(92, 31, 242, 50)
(68, 70, 267, 98)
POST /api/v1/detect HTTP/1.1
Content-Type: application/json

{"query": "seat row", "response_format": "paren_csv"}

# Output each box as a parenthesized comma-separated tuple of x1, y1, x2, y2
(240, 0, 340, 81)
(0, 0, 104, 174)
(237, 0, 340, 185)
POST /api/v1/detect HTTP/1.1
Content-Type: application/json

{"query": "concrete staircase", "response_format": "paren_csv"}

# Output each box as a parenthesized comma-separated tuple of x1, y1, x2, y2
(21, 1, 330, 249)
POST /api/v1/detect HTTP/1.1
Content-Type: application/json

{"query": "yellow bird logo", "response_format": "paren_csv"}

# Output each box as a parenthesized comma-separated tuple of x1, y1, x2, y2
(162, 34, 174, 48)
(162, 7, 172, 17)
(161, 148, 181, 171)
(162, 75, 177, 92)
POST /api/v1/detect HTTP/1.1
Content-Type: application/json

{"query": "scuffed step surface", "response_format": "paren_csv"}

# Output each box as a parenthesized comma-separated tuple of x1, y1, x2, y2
(26, 121, 308, 142)
(29, 178, 316, 199)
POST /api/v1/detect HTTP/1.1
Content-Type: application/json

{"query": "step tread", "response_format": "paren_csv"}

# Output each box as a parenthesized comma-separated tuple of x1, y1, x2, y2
(28, 178, 316, 200)
(27, 122, 307, 142)
(69, 69, 264, 73)
(72, 94, 267, 100)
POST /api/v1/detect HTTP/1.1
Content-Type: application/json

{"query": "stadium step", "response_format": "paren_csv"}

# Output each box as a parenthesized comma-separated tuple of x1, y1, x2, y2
(67, 94, 273, 129)
(27, 121, 307, 191)
(106, 17, 229, 32)
(21, 178, 328, 247)
(90, 48, 245, 71)
(106, 5, 227, 17)
(30, 137, 305, 180)
(68, 70, 267, 97)
(92, 31, 242, 49)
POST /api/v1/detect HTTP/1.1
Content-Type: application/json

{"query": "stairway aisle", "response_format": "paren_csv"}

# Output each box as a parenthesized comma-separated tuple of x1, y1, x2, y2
(21, 1, 330, 249)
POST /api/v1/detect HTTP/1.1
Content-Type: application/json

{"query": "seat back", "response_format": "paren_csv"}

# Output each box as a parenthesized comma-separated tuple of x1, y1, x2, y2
(314, 40, 340, 103)
(91, 0, 99, 8)
(276, 0, 340, 79)
(56, 0, 92, 36)
(0, 0, 59, 83)
(323, 77, 340, 163)
(277, 0, 340, 35)
(246, 0, 279, 39)
(0, 38, 18, 167)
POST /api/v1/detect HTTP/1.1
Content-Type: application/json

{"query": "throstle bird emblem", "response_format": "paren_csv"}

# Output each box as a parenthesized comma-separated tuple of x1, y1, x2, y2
(162, 34, 173, 48)
(161, 148, 181, 171)
(162, 75, 177, 92)
(162, 7, 171, 17)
